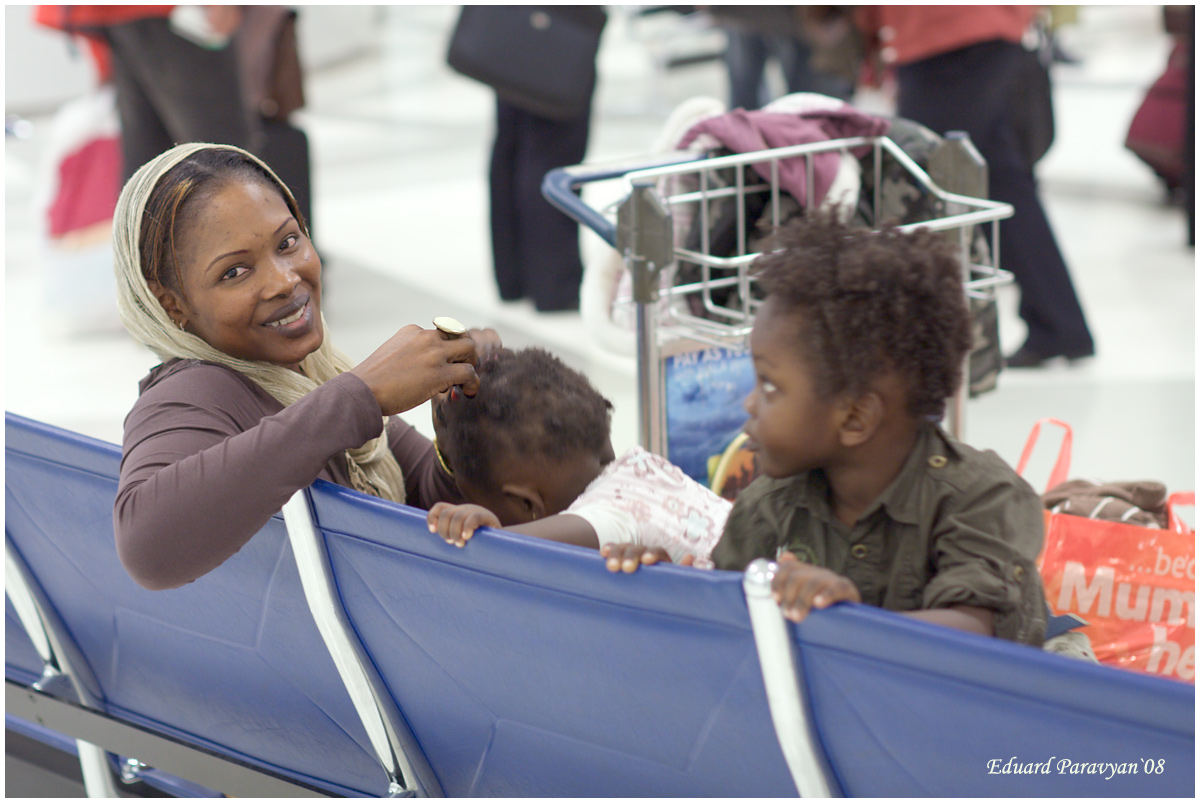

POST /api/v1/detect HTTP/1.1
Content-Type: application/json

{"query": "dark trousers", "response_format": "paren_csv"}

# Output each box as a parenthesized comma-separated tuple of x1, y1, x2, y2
(106, 17, 255, 183)
(898, 40, 1094, 357)
(724, 29, 853, 110)
(489, 97, 590, 311)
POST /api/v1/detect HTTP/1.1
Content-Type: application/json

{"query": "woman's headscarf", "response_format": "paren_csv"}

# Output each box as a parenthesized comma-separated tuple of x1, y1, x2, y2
(113, 142, 406, 503)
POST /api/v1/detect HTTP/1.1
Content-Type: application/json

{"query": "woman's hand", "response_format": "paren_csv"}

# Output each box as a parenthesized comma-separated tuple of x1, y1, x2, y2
(467, 327, 504, 364)
(600, 543, 696, 573)
(770, 552, 861, 622)
(427, 502, 500, 547)
(351, 324, 480, 415)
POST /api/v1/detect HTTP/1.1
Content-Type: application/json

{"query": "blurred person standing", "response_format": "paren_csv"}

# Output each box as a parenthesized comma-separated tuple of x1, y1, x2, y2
(35, 5, 312, 232)
(709, 5, 856, 109)
(483, 6, 607, 312)
(448, 6, 607, 312)
(489, 90, 593, 312)
(36, 6, 252, 183)
(857, 5, 1095, 368)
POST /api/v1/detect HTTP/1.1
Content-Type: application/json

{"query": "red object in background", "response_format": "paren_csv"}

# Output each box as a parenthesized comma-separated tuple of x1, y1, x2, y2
(1126, 40, 1190, 189)
(1019, 418, 1196, 684)
(1038, 496, 1195, 683)
(46, 136, 121, 239)
(33, 5, 174, 82)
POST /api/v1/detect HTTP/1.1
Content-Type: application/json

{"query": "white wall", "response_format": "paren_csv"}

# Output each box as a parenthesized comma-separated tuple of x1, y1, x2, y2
(4, 5, 94, 113)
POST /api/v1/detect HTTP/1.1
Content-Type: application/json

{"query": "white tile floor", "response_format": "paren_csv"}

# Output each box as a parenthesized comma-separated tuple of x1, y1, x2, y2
(4, 5, 1195, 498)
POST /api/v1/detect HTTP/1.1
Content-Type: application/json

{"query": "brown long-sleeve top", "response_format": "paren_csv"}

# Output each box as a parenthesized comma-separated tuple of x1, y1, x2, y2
(115, 358, 461, 590)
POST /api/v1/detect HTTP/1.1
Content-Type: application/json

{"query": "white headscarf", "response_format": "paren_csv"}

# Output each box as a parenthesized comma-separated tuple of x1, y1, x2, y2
(113, 142, 406, 503)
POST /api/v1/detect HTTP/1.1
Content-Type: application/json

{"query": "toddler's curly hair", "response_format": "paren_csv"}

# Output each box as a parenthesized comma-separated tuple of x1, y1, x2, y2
(439, 347, 613, 490)
(752, 211, 972, 419)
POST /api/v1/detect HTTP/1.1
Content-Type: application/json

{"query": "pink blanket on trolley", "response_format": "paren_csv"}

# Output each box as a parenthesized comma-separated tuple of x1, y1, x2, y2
(677, 107, 890, 207)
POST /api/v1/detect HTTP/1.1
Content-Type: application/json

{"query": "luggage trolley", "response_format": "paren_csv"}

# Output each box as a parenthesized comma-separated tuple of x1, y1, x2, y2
(544, 133, 1014, 484)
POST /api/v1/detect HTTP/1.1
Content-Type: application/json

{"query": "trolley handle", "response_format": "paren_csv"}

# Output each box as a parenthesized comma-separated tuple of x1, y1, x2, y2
(542, 152, 703, 247)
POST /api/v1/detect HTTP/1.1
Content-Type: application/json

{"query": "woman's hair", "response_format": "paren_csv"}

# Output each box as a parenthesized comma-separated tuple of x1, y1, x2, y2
(113, 142, 406, 503)
(752, 210, 972, 419)
(438, 347, 613, 491)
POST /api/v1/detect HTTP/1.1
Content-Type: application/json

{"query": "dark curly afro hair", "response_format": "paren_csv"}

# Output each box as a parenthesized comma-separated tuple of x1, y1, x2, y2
(438, 347, 613, 490)
(751, 210, 972, 420)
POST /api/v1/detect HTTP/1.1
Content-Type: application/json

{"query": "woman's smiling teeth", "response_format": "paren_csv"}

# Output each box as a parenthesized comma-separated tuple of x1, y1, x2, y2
(267, 302, 306, 328)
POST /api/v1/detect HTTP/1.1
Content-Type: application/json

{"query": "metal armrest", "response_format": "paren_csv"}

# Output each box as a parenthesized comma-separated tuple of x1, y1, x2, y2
(282, 490, 442, 797)
(6, 539, 118, 798)
(743, 558, 839, 797)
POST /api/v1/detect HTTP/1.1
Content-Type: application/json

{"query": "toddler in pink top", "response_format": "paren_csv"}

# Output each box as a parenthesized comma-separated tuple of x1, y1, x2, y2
(426, 348, 728, 569)
(565, 445, 727, 568)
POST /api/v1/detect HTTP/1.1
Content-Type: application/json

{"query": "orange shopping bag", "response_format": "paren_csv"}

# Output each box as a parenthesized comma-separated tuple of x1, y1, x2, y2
(1018, 419, 1195, 682)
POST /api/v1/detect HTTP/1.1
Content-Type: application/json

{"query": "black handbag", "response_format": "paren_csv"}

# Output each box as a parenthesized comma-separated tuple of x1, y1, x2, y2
(447, 5, 607, 121)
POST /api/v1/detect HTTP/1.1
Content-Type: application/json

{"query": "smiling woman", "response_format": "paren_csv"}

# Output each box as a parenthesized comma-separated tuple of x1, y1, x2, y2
(112, 143, 493, 590)
(150, 169, 324, 369)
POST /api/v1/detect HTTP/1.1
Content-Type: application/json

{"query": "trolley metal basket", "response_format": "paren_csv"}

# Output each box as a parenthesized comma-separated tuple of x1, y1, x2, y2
(544, 132, 1014, 479)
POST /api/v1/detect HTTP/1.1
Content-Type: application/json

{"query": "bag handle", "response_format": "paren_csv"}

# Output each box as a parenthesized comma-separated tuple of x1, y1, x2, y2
(1166, 491, 1195, 534)
(1015, 418, 1073, 493)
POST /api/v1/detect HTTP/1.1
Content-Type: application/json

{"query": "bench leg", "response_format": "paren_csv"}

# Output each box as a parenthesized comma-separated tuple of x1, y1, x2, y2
(77, 741, 120, 798)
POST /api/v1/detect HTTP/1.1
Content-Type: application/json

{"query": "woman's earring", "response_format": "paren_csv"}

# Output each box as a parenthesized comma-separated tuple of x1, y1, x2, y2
(175, 318, 187, 332)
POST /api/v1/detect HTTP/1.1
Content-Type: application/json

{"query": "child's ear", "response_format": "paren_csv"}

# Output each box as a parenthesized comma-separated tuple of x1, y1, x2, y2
(837, 391, 884, 447)
(500, 483, 547, 522)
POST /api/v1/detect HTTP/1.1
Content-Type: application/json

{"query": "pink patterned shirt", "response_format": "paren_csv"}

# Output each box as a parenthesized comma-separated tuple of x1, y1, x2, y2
(566, 446, 730, 569)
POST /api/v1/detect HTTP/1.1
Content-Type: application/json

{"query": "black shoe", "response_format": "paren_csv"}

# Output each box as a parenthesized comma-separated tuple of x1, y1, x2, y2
(1005, 343, 1095, 369)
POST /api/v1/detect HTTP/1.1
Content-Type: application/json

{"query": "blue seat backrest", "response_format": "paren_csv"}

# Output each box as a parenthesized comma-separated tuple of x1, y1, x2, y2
(794, 605, 1196, 797)
(4, 413, 389, 796)
(307, 480, 799, 797)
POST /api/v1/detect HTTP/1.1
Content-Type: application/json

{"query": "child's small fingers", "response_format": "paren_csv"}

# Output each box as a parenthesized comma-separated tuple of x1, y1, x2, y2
(771, 564, 801, 600)
(605, 544, 633, 561)
(441, 512, 466, 543)
(783, 604, 809, 623)
(426, 505, 442, 533)
(451, 517, 474, 543)
(461, 517, 480, 542)
(810, 578, 859, 610)
(603, 544, 651, 573)
(773, 569, 813, 619)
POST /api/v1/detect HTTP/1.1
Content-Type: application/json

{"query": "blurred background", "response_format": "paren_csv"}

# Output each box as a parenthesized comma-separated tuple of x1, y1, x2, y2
(4, 5, 1194, 495)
